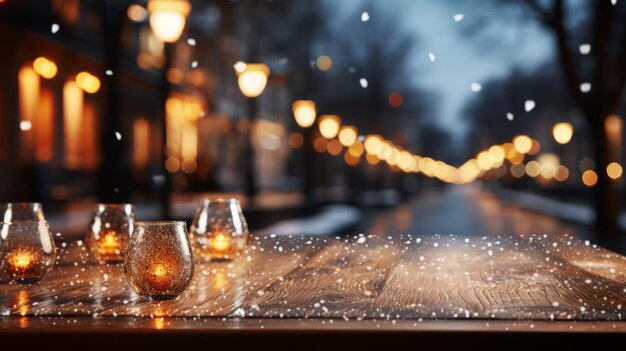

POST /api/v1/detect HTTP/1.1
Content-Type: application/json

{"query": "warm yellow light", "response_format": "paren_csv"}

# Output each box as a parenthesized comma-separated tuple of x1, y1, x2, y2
(235, 63, 270, 98)
(510, 163, 526, 178)
(525, 161, 541, 177)
(554, 165, 569, 182)
(288, 132, 304, 148)
(582, 170, 598, 187)
(513, 135, 532, 154)
(33, 57, 57, 79)
(211, 232, 232, 253)
(529, 139, 541, 155)
(338, 126, 358, 147)
(552, 122, 574, 144)
(316, 55, 332, 71)
(344, 151, 361, 166)
(364, 135, 382, 155)
(292, 100, 316, 128)
(607, 162, 623, 180)
(127, 4, 148, 22)
(313, 137, 328, 153)
(540, 163, 556, 179)
(147, 0, 191, 43)
(488, 145, 505, 163)
(477, 151, 493, 171)
(327, 139, 343, 156)
(366, 153, 381, 165)
(63, 80, 83, 169)
(75, 72, 100, 94)
(348, 141, 364, 157)
(377, 141, 393, 160)
(318, 115, 341, 139)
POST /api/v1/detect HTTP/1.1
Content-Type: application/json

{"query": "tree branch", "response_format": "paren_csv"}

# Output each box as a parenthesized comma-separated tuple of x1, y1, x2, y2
(547, 0, 585, 113)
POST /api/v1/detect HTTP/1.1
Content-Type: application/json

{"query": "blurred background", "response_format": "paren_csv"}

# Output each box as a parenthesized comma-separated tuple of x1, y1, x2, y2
(1, 0, 626, 252)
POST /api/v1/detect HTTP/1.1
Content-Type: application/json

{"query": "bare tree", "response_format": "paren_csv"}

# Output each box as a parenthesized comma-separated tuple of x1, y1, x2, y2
(473, 0, 626, 241)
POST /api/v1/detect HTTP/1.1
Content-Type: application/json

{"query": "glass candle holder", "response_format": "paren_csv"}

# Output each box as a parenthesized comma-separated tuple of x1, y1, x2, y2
(124, 221, 194, 300)
(86, 203, 135, 264)
(0, 202, 45, 222)
(0, 221, 56, 283)
(190, 198, 249, 262)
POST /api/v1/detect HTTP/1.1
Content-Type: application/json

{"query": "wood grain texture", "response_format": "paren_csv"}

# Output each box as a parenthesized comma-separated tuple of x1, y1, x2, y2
(1, 234, 625, 325)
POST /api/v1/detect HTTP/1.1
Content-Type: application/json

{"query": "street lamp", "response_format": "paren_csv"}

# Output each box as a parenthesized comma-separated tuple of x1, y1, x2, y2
(292, 100, 316, 128)
(234, 62, 270, 202)
(552, 122, 574, 144)
(147, 0, 191, 43)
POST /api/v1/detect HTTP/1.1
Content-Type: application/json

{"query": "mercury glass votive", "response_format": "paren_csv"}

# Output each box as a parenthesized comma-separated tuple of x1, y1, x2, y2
(0, 202, 46, 222)
(124, 221, 194, 300)
(190, 198, 249, 262)
(0, 221, 56, 283)
(86, 203, 135, 264)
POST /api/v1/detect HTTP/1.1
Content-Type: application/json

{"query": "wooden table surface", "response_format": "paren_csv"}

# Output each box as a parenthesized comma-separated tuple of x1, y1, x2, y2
(1, 233, 626, 344)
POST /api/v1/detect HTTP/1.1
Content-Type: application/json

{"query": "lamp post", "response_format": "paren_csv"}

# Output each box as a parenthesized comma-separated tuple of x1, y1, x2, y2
(292, 100, 317, 200)
(235, 62, 270, 203)
(148, 0, 190, 218)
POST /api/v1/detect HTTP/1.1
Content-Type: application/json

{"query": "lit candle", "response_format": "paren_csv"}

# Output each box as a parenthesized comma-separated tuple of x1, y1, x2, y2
(7, 249, 38, 279)
(146, 262, 171, 291)
(211, 232, 232, 253)
(97, 230, 122, 258)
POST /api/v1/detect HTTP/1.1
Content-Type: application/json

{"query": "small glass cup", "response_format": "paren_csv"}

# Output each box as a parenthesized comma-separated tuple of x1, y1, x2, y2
(124, 221, 194, 300)
(0, 221, 56, 283)
(0, 202, 46, 223)
(86, 203, 135, 264)
(190, 198, 249, 262)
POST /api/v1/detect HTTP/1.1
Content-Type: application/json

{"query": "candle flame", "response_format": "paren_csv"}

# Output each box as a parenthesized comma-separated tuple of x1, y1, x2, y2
(151, 264, 169, 279)
(212, 232, 231, 252)
(99, 231, 121, 255)
(7, 249, 36, 274)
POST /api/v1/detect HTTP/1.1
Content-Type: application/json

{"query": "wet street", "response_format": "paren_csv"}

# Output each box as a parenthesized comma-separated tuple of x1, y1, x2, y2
(357, 185, 594, 240)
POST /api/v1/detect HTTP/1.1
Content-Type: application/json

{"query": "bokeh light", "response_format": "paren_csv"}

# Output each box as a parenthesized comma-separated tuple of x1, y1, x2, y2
(582, 170, 598, 187)
(338, 126, 358, 147)
(318, 115, 341, 139)
(33, 57, 57, 79)
(316, 55, 332, 71)
(388, 92, 403, 108)
(75, 72, 101, 93)
(552, 122, 574, 144)
(607, 162, 623, 180)
(513, 135, 532, 154)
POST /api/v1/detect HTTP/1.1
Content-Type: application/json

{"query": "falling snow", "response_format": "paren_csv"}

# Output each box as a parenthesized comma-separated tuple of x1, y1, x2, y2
(361, 12, 370, 22)
(114, 131, 122, 141)
(428, 52, 436, 62)
(580, 82, 591, 93)
(524, 100, 536, 112)
(51, 23, 60, 34)
(359, 78, 368, 88)
(579, 44, 591, 55)
(470, 82, 482, 92)
(453, 13, 464, 22)
(506, 112, 514, 121)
